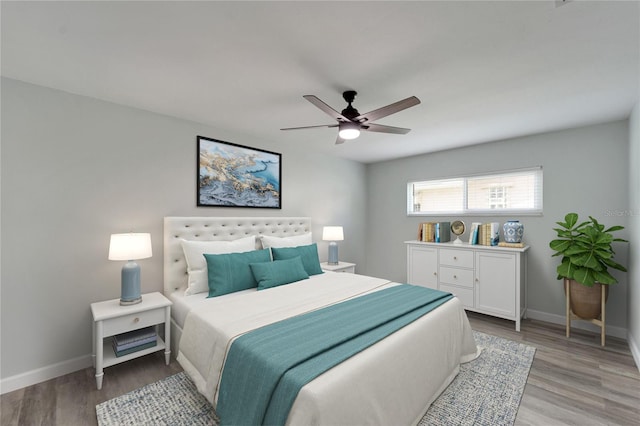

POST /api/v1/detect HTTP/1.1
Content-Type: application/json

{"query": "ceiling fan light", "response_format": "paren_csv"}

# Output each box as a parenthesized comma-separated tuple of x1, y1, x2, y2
(338, 123, 360, 140)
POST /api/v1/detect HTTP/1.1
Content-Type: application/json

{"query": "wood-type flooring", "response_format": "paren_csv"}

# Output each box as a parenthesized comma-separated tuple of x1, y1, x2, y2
(2, 312, 639, 425)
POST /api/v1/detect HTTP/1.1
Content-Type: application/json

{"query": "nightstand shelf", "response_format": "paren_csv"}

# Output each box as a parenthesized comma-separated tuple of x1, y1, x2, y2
(321, 261, 356, 273)
(101, 336, 167, 368)
(91, 291, 171, 389)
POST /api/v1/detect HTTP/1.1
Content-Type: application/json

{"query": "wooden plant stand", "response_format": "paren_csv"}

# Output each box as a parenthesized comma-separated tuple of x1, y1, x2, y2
(565, 278, 606, 346)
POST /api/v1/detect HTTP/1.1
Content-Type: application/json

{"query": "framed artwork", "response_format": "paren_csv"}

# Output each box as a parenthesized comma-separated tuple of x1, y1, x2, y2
(197, 136, 281, 208)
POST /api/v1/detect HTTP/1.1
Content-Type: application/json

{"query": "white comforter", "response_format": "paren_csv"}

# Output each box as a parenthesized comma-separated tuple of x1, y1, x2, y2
(177, 273, 479, 426)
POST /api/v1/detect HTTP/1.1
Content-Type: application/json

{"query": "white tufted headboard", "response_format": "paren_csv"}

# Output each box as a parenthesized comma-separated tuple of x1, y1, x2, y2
(163, 216, 312, 294)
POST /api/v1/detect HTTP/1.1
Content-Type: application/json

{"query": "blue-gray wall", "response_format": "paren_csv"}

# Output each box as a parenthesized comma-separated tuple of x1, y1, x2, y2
(628, 102, 640, 365)
(0, 78, 367, 386)
(365, 121, 630, 332)
(1, 77, 637, 390)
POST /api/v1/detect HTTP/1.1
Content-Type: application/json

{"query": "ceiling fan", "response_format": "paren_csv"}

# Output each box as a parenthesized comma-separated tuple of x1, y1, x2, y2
(281, 91, 421, 144)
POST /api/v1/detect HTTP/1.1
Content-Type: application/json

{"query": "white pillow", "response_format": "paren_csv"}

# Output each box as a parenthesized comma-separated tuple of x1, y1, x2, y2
(260, 232, 313, 249)
(181, 236, 256, 295)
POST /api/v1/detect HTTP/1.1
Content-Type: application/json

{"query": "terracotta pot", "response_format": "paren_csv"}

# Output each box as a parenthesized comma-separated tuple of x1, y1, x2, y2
(564, 279, 609, 320)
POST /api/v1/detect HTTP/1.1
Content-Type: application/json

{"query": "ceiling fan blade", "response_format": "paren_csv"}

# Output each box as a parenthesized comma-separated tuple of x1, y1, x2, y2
(335, 135, 346, 145)
(355, 96, 421, 123)
(281, 124, 338, 131)
(363, 123, 412, 134)
(303, 95, 352, 122)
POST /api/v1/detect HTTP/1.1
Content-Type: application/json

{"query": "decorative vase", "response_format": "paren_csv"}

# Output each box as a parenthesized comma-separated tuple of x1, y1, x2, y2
(503, 220, 524, 243)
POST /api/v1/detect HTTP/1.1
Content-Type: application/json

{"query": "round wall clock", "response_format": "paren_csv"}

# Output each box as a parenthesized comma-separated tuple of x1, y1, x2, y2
(450, 220, 466, 244)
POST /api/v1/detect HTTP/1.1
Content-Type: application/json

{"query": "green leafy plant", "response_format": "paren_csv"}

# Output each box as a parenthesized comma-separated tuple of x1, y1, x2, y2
(549, 213, 627, 286)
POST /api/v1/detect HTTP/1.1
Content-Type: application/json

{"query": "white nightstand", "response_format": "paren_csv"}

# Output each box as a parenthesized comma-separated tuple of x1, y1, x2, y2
(90, 292, 172, 390)
(321, 261, 356, 273)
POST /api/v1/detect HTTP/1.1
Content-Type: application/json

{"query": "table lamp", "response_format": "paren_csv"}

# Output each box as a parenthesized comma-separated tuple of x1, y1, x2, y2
(322, 226, 344, 265)
(108, 233, 152, 305)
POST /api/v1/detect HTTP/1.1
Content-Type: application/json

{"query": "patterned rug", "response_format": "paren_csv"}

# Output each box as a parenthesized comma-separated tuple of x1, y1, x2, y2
(96, 331, 535, 426)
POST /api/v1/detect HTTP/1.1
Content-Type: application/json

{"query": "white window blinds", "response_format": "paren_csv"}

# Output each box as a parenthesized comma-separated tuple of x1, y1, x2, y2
(408, 167, 543, 216)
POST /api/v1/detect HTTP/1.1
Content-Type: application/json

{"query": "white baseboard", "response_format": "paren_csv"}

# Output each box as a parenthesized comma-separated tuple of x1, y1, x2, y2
(0, 354, 92, 395)
(627, 332, 640, 373)
(525, 309, 627, 340)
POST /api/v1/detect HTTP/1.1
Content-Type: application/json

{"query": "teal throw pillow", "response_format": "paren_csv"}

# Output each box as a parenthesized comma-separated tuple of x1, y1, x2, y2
(271, 243, 323, 276)
(250, 256, 310, 290)
(204, 249, 272, 298)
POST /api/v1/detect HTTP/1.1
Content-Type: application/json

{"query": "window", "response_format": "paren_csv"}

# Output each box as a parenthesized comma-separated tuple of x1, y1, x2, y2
(408, 167, 543, 216)
(488, 186, 507, 209)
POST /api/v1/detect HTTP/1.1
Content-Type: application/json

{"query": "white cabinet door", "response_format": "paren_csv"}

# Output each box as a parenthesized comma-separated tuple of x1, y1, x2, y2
(475, 252, 516, 318)
(407, 245, 438, 290)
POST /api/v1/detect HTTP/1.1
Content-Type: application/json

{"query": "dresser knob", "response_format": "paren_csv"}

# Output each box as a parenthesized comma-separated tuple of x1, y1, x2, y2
(134, 317, 140, 323)
(453, 275, 457, 279)
(433, 272, 437, 276)
(454, 256, 457, 260)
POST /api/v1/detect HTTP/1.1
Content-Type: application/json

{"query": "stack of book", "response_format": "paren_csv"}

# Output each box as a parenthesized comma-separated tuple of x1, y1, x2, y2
(417, 222, 450, 243)
(468, 222, 500, 246)
(418, 222, 435, 242)
(112, 326, 157, 357)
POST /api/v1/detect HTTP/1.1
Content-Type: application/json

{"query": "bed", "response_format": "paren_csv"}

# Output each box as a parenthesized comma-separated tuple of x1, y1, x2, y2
(164, 216, 479, 426)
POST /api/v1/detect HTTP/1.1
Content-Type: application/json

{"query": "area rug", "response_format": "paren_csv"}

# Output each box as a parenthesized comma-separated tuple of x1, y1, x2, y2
(420, 331, 535, 426)
(96, 331, 535, 426)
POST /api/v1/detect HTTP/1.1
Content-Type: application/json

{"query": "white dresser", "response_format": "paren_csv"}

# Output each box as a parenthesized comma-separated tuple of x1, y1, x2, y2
(406, 241, 529, 331)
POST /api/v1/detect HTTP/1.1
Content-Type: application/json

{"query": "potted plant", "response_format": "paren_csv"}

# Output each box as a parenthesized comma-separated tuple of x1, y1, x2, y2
(549, 212, 627, 319)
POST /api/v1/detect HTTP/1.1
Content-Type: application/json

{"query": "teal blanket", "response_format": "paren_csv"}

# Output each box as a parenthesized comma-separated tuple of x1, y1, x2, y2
(217, 284, 453, 426)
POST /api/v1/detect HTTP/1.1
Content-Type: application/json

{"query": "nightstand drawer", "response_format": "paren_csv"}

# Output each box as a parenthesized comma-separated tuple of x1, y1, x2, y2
(102, 308, 164, 337)
(439, 266, 474, 288)
(439, 249, 474, 268)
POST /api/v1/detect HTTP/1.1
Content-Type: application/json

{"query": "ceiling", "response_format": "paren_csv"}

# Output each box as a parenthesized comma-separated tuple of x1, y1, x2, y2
(2, 1, 639, 163)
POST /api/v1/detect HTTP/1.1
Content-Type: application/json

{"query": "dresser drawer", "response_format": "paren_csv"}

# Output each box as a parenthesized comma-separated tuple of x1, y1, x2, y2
(439, 248, 474, 268)
(439, 266, 474, 288)
(102, 308, 165, 337)
(439, 284, 474, 309)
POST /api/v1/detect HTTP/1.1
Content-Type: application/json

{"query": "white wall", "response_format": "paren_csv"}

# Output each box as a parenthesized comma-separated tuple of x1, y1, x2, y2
(365, 121, 631, 333)
(0, 78, 368, 390)
(628, 102, 640, 366)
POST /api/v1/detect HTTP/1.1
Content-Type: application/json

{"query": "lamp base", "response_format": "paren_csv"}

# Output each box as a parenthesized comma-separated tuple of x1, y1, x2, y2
(328, 242, 339, 265)
(121, 261, 142, 306)
(120, 296, 142, 306)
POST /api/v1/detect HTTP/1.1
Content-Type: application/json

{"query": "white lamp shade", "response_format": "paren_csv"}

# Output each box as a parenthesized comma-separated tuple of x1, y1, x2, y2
(322, 226, 344, 241)
(108, 233, 152, 261)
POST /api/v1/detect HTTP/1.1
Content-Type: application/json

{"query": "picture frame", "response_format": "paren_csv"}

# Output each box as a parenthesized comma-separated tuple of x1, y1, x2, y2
(197, 136, 281, 209)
